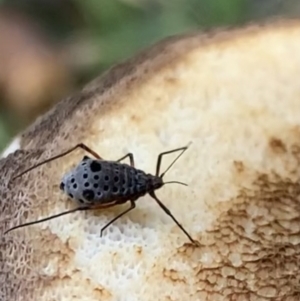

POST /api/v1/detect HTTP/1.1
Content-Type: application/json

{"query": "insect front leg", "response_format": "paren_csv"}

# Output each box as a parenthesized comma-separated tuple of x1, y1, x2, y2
(116, 153, 135, 167)
(100, 200, 136, 237)
(149, 191, 196, 244)
(156, 143, 191, 177)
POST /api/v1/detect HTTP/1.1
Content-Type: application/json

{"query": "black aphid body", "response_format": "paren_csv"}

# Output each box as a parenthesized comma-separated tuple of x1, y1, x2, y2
(5, 142, 197, 244)
(61, 157, 163, 205)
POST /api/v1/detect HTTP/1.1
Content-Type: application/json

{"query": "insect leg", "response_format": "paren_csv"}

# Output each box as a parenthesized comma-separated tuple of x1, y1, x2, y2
(4, 206, 92, 234)
(156, 143, 192, 177)
(149, 191, 196, 244)
(116, 153, 135, 167)
(11, 143, 103, 182)
(100, 200, 136, 237)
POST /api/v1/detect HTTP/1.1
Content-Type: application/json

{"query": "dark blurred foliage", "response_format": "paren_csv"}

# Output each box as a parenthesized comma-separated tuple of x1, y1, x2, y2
(0, 0, 298, 150)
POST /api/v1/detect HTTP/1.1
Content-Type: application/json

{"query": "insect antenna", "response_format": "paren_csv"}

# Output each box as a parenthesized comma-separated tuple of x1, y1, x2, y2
(163, 181, 188, 186)
(149, 191, 195, 244)
(4, 206, 91, 234)
(156, 142, 192, 178)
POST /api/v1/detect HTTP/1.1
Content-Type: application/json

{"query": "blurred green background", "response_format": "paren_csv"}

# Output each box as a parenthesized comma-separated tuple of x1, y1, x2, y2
(0, 0, 299, 152)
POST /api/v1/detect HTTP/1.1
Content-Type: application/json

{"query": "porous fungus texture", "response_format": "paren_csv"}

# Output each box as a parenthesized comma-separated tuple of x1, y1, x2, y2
(2, 19, 300, 301)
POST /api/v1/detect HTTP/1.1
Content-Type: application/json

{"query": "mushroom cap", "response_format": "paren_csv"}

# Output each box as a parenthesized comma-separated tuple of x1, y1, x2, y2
(2, 19, 300, 301)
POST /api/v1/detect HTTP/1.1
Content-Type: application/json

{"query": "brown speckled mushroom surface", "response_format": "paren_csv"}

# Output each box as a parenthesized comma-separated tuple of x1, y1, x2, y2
(1, 18, 300, 301)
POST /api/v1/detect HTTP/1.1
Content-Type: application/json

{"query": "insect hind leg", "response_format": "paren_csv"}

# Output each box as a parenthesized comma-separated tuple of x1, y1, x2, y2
(10, 143, 103, 183)
(76, 143, 103, 159)
(116, 153, 135, 167)
(100, 201, 136, 237)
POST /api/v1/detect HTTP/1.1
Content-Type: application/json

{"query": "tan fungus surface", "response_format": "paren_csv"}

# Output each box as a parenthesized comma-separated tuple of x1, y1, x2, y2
(1, 18, 300, 301)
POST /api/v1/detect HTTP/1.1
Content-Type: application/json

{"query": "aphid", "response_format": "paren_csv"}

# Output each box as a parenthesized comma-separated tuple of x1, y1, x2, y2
(5, 143, 196, 244)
